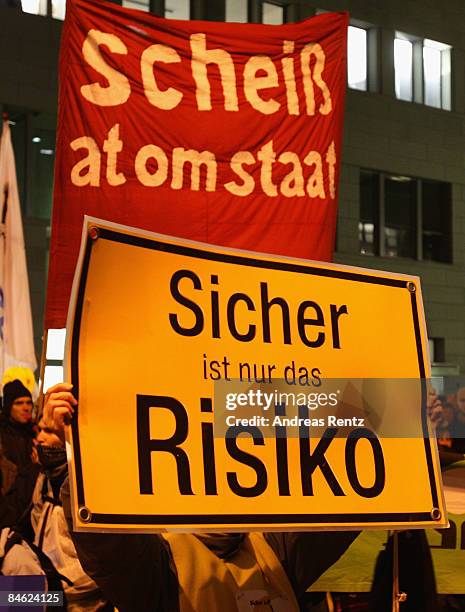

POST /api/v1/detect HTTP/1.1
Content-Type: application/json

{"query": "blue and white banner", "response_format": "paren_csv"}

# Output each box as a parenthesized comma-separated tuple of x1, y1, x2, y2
(0, 120, 37, 379)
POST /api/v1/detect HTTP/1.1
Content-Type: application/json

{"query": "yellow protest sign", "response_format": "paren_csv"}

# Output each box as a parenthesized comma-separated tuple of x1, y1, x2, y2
(65, 217, 445, 532)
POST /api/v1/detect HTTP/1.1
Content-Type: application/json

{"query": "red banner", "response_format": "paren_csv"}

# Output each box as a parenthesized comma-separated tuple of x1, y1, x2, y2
(45, 0, 348, 328)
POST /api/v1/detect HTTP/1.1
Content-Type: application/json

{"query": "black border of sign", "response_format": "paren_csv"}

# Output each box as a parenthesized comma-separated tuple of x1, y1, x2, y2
(71, 227, 436, 526)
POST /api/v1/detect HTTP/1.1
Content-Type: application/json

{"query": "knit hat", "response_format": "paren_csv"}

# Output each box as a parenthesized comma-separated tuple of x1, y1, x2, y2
(2, 379, 32, 416)
(2, 367, 35, 395)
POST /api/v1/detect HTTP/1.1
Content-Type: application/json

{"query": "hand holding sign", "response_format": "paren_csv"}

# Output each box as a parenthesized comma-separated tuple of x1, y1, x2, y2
(43, 382, 76, 442)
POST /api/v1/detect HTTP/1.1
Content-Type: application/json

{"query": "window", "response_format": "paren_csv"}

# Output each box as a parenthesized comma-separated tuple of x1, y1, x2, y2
(21, 0, 65, 19)
(262, 2, 285, 24)
(123, 0, 191, 18)
(225, 0, 248, 22)
(394, 38, 413, 101)
(359, 171, 452, 262)
(394, 33, 451, 110)
(225, 0, 289, 24)
(46, 329, 66, 361)
(44, 329, 66, 392)
(51, 0, 65, 19)
(429, 338, 445, 363)
(359, 171, 379, 255)
(123, 0, 150, 11)
(21, 0, 46, 16)
(165, 0, 190, 19)
(348, 26, 367, 90)
(317, 13, 375, 92)
(424, 39, 451, 110)
(422, 180, 452, 262)
(384, 176, 417, 258)
(8, 110, 56, 219)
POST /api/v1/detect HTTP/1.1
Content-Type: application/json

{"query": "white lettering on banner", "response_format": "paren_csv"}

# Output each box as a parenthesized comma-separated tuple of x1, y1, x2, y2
(141, 44, 183, 110)
(80, 30, 131, 107)
(70, 127, 337, 198)
(79, 31, 333, 117)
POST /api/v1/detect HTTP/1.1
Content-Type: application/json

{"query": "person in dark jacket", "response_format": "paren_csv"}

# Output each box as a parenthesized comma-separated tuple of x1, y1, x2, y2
(0, 380, 35, 471)
(45, 383, 359, 612)
(0, 415, 112, 611)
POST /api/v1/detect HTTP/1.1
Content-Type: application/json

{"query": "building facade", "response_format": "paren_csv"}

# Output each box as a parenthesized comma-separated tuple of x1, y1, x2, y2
(0, 0, 464, 379)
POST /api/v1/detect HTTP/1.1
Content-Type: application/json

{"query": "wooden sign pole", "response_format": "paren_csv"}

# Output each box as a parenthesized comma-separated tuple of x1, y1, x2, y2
(37, 328, 48, 417)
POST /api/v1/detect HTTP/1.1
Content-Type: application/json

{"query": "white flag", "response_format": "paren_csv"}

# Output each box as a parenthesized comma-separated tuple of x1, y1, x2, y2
(0, 119, 37, 375)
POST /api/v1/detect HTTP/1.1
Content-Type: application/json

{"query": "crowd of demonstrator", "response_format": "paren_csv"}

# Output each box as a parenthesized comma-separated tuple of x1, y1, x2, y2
(0, 371, 464, 611)
(0, 373, 111, 611)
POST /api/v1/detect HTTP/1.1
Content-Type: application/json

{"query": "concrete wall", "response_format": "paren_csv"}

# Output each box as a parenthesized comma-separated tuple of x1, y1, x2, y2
(337, 90, 465, 373)
(322, 0, 465, 374)
(0, 8, 61, 113)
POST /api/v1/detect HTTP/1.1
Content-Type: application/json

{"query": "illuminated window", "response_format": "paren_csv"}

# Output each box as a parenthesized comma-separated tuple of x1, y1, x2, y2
(43, 366, 64, 392)
(348, 26, 367, 90)
(262, 2, 284, 24)
(165, 0, 190, 19)
(51, 0, 65, 19)
(21, 0, 65, 18)
(395, 34, 451, 110)
(317, 12, 376, 92)
(21, 0, 47, 16)
(424, 39, 451, 110)
(21, 0, 66, 18)
(123, 0, 150, 11)
(394, 37, 413, 101)
(46, 329, 66, 361)
(226, 0, 247, 22)
(44, 329, 66, 393)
